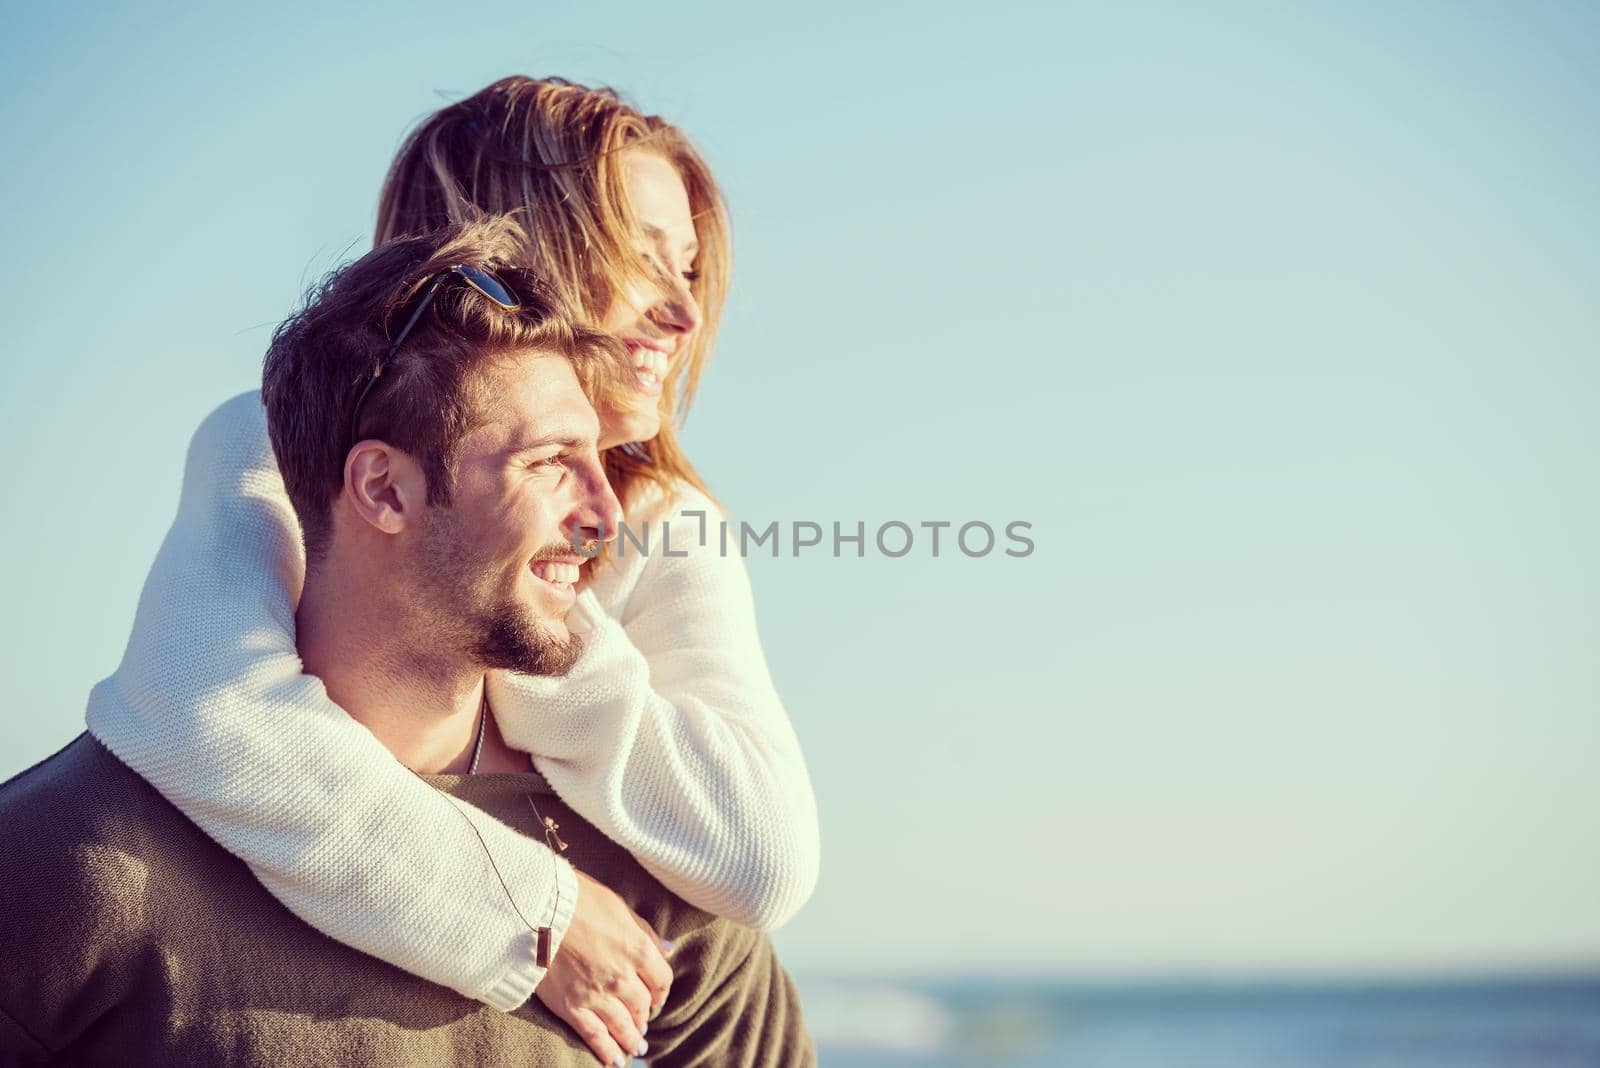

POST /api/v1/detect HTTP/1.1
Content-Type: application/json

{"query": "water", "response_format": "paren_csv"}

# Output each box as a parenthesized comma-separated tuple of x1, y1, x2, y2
(798, 973, 1600, 1067)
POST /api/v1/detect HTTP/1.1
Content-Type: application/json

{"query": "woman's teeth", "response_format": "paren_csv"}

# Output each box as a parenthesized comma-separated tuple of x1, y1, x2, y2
(532, 561, 580, 585)
(632, 347, 669, 387)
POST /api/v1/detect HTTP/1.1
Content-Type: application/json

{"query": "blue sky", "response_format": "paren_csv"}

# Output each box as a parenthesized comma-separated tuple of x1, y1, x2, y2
(1, 1, 1596, 979)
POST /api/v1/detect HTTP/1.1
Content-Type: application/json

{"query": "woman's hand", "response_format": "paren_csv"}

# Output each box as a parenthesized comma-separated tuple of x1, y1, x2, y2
(537, 869, 673, 1066)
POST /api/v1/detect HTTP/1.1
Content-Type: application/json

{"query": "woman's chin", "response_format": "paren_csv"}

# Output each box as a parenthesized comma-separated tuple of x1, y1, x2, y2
(599, 407, 664, 451)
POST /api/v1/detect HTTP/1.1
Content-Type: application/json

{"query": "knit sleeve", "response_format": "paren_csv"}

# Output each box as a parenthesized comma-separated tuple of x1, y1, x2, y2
(490, 487, 821, 931)
(83, 391, 578, 1012)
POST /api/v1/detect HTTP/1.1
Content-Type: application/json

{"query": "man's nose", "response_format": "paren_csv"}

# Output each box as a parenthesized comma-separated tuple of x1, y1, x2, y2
(569, 463, 624, 547)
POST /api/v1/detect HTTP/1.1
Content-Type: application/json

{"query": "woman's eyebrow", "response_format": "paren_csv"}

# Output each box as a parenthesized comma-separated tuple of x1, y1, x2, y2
(642, 223, 699, 257)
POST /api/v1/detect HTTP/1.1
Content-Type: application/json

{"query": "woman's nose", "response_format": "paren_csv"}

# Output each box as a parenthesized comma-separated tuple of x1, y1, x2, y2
(651, 277, 701, 336)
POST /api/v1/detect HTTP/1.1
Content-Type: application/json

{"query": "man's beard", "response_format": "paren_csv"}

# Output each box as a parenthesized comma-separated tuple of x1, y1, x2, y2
(469, 593, 584, 676)
(414, 507, 584, 677)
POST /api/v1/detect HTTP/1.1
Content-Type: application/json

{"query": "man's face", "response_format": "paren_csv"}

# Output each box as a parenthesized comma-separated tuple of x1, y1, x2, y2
(408, 352, 621, 676)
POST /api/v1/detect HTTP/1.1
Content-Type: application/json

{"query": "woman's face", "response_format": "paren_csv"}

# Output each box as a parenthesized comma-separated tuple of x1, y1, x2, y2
(597, 149, 703, 449)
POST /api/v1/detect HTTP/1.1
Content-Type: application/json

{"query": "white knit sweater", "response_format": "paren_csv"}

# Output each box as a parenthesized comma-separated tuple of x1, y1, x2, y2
(85, 391, 820, 1011)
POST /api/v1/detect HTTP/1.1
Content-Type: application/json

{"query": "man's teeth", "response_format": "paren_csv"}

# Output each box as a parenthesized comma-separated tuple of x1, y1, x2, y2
(533, 561, 580, 585)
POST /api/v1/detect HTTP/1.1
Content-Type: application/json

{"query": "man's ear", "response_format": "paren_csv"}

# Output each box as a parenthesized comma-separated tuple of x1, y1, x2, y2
(343, 441, 426, 535)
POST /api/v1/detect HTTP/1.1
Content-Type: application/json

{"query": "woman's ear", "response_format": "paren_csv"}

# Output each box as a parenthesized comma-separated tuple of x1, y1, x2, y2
(343, 441, 425, 536)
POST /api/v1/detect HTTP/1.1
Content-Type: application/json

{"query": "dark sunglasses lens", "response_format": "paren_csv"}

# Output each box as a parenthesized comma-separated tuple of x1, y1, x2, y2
(458, 266, 519, 309)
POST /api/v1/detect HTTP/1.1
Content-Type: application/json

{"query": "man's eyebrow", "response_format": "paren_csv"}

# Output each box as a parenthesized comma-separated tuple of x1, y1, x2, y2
(506, 435, 589, 456)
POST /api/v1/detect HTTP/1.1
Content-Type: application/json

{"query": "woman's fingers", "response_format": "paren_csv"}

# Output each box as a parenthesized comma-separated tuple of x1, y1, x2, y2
(613, 967, 654, 1037)
(629, 914, 674, 1014)
(538, 871, 671, 1060)
(566, 1006, 628, 1067)
(592, 994, 650, 1064)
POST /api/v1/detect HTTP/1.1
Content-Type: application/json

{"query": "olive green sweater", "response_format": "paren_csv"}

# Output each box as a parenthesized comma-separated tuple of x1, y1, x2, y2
(0, 735, 814, 1067)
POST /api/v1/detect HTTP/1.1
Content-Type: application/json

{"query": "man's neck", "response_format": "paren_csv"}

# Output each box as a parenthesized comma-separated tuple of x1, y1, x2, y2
(296, 565, 486, 774)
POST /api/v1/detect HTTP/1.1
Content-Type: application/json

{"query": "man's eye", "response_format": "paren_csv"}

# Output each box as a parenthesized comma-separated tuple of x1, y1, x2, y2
(530, 456, 565, 471)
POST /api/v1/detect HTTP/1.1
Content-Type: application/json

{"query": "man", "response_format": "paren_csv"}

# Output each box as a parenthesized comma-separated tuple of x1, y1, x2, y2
(0, 218, 813, 1066)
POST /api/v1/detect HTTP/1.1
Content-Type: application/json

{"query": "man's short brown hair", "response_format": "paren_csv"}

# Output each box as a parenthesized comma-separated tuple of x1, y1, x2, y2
(262, 214, 626, 563)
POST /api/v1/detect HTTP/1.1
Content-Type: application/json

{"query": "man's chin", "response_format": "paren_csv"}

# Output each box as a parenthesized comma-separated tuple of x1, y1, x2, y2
(518, 588, 575, 641)
(525, 627, 583, 676)
(472, 608, 584, 677)
(538, 616, 572, 645)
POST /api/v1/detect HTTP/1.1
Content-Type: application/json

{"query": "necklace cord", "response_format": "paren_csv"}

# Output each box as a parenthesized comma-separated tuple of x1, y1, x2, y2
(423, 693, 566, 967)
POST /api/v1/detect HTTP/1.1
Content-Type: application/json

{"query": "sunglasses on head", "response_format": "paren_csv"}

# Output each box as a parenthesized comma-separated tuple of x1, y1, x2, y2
(349, 263, 521, 447)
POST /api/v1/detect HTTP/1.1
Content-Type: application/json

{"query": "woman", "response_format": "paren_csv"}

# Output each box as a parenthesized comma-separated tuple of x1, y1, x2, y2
(87, 76, 818, 1067)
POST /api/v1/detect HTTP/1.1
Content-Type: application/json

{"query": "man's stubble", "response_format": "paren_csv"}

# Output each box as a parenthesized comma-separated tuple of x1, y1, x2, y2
(411, 503, 584, 678)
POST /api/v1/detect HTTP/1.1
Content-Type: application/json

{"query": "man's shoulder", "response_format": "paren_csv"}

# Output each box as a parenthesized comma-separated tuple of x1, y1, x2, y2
(0, 734, 206, 896)
(2, 732, 170, 822)
(0, 734, 214, 1054)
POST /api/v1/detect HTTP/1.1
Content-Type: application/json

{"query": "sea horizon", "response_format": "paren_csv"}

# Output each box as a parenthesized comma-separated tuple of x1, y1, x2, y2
(793, 968, 1600, 1067)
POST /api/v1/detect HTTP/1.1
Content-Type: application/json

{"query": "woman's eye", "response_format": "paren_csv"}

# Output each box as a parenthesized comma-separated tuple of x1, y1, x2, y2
(639, 249, 697, 285)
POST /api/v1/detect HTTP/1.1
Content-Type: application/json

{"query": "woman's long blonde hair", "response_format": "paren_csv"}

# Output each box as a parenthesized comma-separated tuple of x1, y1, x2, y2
(375, 75, 729, 514)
